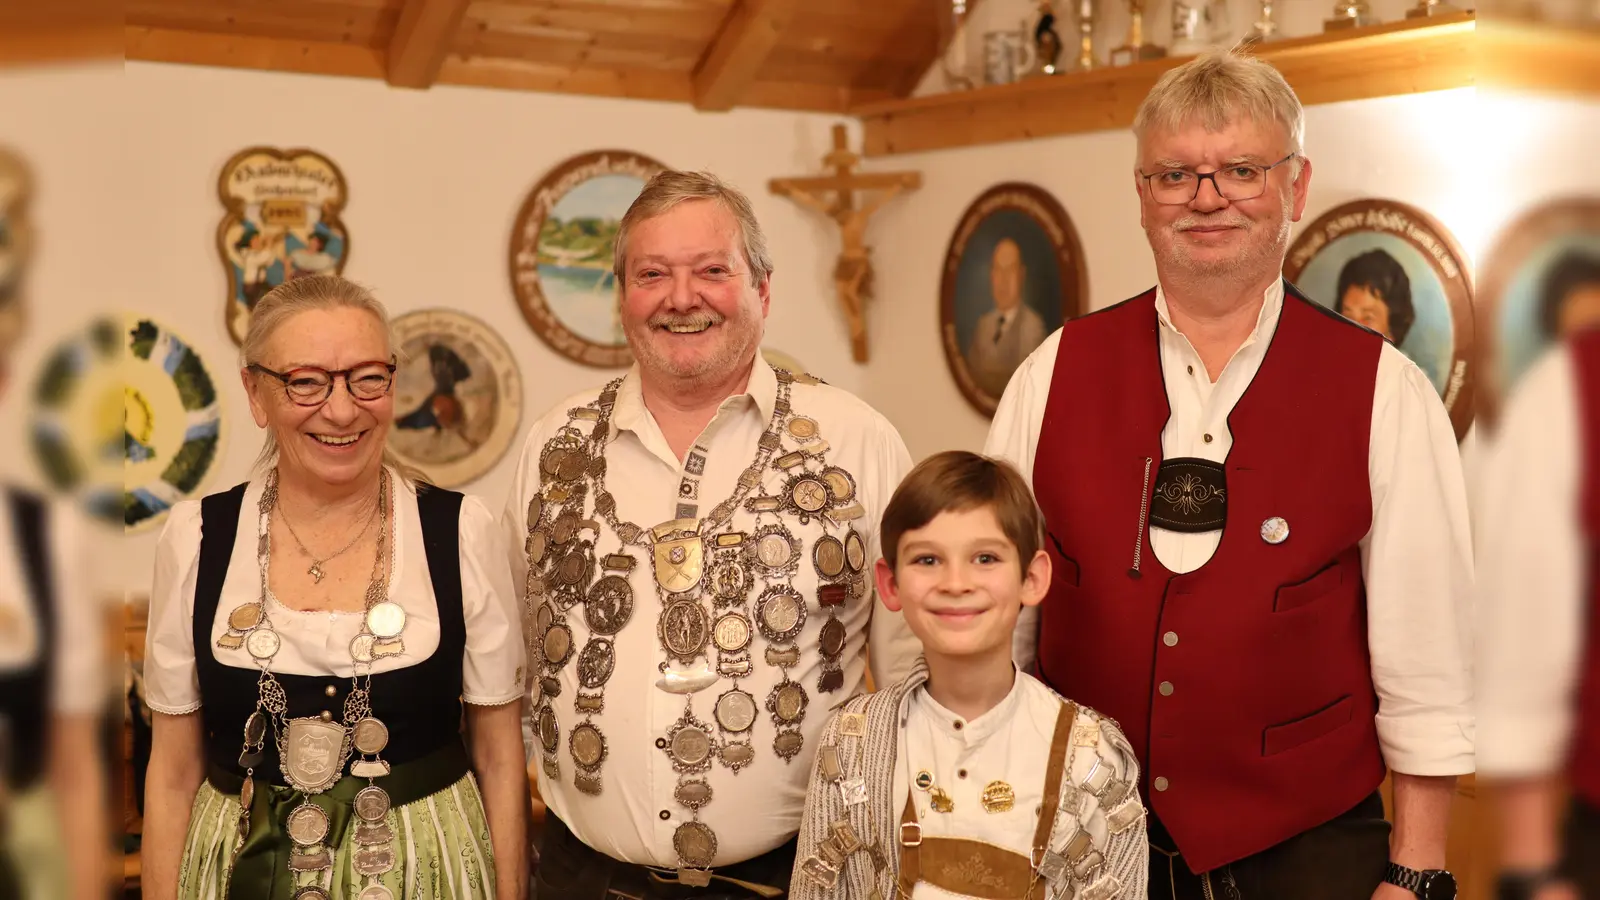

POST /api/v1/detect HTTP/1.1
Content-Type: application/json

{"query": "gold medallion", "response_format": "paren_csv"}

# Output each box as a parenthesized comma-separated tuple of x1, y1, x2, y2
(227, 603, 263, 631)
(239, 774, 255, 809)
(365, 601, 406, 639)
(286, 802, 329, 845)
(822, 467, 856, 504)
(813, 536, 846, 578)
(284, 718, 347, 793)
(769, 682, 808, 723)
(930, 787, 955, 813)
(653, 535, 705, 594)
(216, 632, 244, 650)
(658, 598, 710, 662)
(981, 780, 1015, 813)
(790, 477, 830, 513)
(787, 417, 819, 440)
(713, 613, 751, 653)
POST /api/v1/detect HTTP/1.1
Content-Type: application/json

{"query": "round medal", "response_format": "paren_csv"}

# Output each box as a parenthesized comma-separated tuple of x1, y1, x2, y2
(227, 603, 263, 631)
(714, 689, 758, 734)
(658, 598, 710, 662)
(844, 529, 866, 572)
(558, 449, 588, 483)
(820, 617, 847, 659)
(353, 717, 389, 755)
(286, 802, 329, 846)
(789, 477, 829, 513)
(755, 586, 806, 643)
(358, 885, 394, 900)
(538, 705, 560, 753)
(541, 446, 568, 479)
(576, 638, 615, 689)
(674, 822, 718, 868)
(787, 417, 819, 440)
(244, 710, 266, 746)
(536, 602, 555, 633)
(527, 530, 549, 565)
(557, 550, 588, 586)
(543, 622, 573, 667)
(354, 785, 391, 822)
(366, 601, 406, 639)
(822, 467, 857, 504)
(769, 682, 808, 724)
(246, 627, 281, 660)
(584, 575, 634, 635)
(526, 495, 543, 529)
(1261, 516, 1290, 545)
(813, 536, 846, 578)
(669, 724, 712, 767)
(569, 723, 607, 770)
(713, 613, 751, 653)
(751, 525, 797, 570)
(350, 633, 376, 663)
(552, 512, 578, 546)
(291, 888, 331, 900)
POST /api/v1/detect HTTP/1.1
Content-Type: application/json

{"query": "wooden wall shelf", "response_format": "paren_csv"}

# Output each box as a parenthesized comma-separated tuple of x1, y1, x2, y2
(854, 12, 1477, 158)
(1480, 20, 1600, 99)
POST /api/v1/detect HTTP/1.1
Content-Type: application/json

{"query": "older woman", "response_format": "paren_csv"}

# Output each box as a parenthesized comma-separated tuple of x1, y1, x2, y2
(141, 275, 527, 900)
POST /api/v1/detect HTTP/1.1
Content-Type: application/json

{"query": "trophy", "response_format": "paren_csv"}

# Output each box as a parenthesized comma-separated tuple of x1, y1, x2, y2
(1171, 0, 1230, 55)
(1029, 1, 1067, 76)
(1111, 0, 1167, 66)
(1325, 1, 1378, 30)
(1405, 0, 1460, 16)
(1243, 2, 1280, 43)
(983, 26, 1037, 85)
(1072, 0, 1098, 71)
(940, 0, 976, 91)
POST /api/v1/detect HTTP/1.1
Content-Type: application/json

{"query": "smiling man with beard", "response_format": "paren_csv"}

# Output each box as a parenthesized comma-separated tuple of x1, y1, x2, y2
(505, 171, 921, 899)
(984, 51, 1473, 900)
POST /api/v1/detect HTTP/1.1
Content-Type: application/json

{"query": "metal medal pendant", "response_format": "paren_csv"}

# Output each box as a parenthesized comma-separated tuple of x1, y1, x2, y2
(755, 586, 806, 643)
(289, 847, 332, 872)
(527, 529, 549, 565)
(813, 536, 846, 578)
(244, 710, 267, 746)
(557, 448, 588, 483)
(710, 554, 753, 605)
(284, 719, 348, 793)
(239, 774, 255, 810)
(366, 601, 406, 639)
(674, 822, 718, 868)
(286, 802, 330, 846)
(355, 821, 394, 845)
(787, 475, 830, 515)
(658, 598, 710, 663)
(291, 887, 331, 900)
(358, 884, 394, 900)
(720, 742, 755, 771)
(355, 843, 397, 877)
(773, 729, 805, 761)
(822, 467, 857, 504)
(569, 722, 607, 771)
(584, 575, 634, 635)
(767, 681, 809, 725)
(538, 705, 560, 754)
(540, 444, 567, 481)
(216, 632, 244, 650)
(817, 665, 844, 694)
(664, 715, 714, 773)
(748, 524, 798, 572)
(551, 512, 578, 547)
(981, 780, 1015, 813)
(713, 688, 758, 734)
(543, 621, 574, 668)
(350, 632, 376, 663)
(787, 416, 819, 441)
(351, 759, 391, 778)
(526, 495, 544, 530)
(675, 779, 713, 810)
(576, 638, 615, 689)
(713, 613, 751, 653)
(653, 534, 705, 594)
(844, 529, 866, 572)
(655, 663, 718, 695)
(355, 784, 391, 823)
(557, 547, 593, 588)
(819, 617, 847, 660)
(227, 603, 263, 631)
(246, 627, 281, 660)
(352, 717, 389, 755)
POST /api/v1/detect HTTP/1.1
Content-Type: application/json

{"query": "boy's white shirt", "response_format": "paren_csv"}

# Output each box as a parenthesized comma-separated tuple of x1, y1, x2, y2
(791, 659, 1150, 900)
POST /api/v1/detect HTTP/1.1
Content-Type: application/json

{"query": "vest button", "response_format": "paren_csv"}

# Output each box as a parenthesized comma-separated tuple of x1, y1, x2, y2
(1159, 681, 1174, 696)
(1163, 632, 1179, 647)
(1154, 777, 1170, 792)
(325, 685, 337, 697)
(320, 710, 333, 722)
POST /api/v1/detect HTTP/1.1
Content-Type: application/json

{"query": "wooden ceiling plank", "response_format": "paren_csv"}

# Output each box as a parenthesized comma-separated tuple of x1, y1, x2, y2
(127, 1, 397, 47)
(690, 0, 803, 111)
(464, 1, 726, 43)
(455, 31, 703, 71)
(127, 25, 386, 79)
(386, 0, 473, 87)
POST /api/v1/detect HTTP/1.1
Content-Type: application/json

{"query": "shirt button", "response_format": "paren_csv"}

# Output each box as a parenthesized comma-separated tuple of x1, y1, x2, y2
(656, 738, 668, 749)
(1159, 681, 1174, 696)
(1203, 433, 1214, 444)
(953, 721, 963, 731)
(1154, 776, 1170, 792)
(659, 810, 671, 821)
(1187, 365, 1194, 375)
(958, 769, 968, 779)
(1163, 632, 1179, 647)
(325, 685, 338, 697)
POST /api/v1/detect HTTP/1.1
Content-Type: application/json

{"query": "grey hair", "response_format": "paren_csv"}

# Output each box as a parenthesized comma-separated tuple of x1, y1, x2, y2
(1132, 47, 1306, 163)
(240, 274, 426, 484)
(612, 170, 775, 287)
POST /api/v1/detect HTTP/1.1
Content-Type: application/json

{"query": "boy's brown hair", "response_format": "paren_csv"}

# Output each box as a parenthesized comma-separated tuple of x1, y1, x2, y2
(881, 450, 1044, 574)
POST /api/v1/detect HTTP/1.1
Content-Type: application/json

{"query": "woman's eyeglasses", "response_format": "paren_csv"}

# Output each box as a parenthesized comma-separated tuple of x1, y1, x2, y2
(248, 360, 396, 407)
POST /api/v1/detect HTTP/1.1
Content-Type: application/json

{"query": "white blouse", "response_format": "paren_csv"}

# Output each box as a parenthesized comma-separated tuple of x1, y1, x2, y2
(0, 490, 102, 714)
(144, 471, 524, 715)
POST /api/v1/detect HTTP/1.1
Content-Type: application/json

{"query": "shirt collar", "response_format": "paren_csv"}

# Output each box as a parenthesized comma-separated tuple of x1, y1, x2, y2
(1153, 278, 1286, 347)
(608, 353, 779, 440)
(913, 665, 1024, 746)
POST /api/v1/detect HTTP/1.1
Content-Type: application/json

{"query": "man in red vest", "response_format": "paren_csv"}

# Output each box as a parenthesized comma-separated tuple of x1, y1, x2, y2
(984, 50, 1473, 900)
(1477, 295, 1600, 900)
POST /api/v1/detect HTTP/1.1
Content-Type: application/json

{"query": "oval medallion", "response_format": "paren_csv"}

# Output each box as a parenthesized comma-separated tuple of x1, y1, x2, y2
(714, 689, 758, 734)
(675, 779, 713, 809)
(246, 627, 281, 660)
(755, 587, 806, 643)
(659, 598, 710, 662)
(584, 575, 634, 635)
(349, 633, 375, 663)
(770, 682, 808, 723)
(240, 775, 255, 809)
(244, 710, 266, 745)
(354, 844, 396, 877)
(292, 888, 331, 900)
(713, 613, 751, 653)
(557, 550, 588, 586)
(822, 467, 856, 504)
(774, 730, 805, 759)
(228, 603, 263, 631)
(352, 717, 389, 756)
(790, 477, 830, 513)
(527, 530, 549, 565)
(669, 724, 712, 767)
(569, 723, 607, 769)
(538, 706, 560, 753)
(721, 742, 755, 770)
(787, 417, 819, 440)
(526, 495, 543, 529)
(286, 803, 329, 846)
(366, 601, 406, 639)
(673, 821, 718, 868)
(543, 622, 574, 667)
(844, 529, 866, 572)
(813, 536, 846, 578)
(820, 617, 847, 659)
(541, 446, 568, 479)
(577, 638, 615, 689)
(355, 786, 390, 824)
(552, 512, 578, 546)
(358, 885, 394, 900)
(536, 602, 555, 633)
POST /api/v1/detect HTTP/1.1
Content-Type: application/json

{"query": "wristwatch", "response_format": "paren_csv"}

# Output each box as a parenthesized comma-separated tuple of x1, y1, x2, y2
(1495, 867, 1562, 900)
(1385, 862, 1458, 900)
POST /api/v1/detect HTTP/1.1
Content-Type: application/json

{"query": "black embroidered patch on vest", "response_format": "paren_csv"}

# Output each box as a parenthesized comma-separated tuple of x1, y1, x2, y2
(1149, 458, 1227, 533)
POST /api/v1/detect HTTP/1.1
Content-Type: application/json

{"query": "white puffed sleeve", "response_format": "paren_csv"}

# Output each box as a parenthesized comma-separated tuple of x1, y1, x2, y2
(458, 494, 526, 706)
(143, 500, 205, 715)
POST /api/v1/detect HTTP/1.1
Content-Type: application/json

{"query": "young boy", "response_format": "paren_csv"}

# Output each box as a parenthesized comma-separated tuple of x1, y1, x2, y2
(790, 451, 1148, 900)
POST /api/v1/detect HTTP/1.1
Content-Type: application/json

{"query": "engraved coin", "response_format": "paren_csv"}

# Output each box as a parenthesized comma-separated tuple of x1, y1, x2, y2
(538, 706, 560, 754)
(543, 622, 573, 667)
(536, 601, 555, 632)
(770, 682, 808, 723)
(354, 844, 396, 877)
(813, 536, 846, 578)
(822, 467, 856, 504)
(558, 449, 588, 482)
(527, 530, 549, 565)
(557, 550, 588, 586)
(355, 784, 391, 822)
(246, 627, 281, 660)
(714, 689, 758, 734)
(844, 529, 866, 572)
(752, 525, 797, 570)
(820, 617, 847, 659)
(366, 602, 406, 639)
(674, 822, 718, 868)
(670, 725, 712, 767)
(787, 417, 819, 440)
(576, 638, 615, 689)
(720, 742, 755, 770)
(790, 478, 829, 513)
(755, 587, 806, 643)
(541, 446, 568, 478)
(713, 613, 751, 653)
(569, 723, 607, 769)
(292, 888, 331, 900)
(711, 556, 752, 602)
(659, 599, 710, 662)
(584, 575, 634, 635)
(675, 779, 713, 809)
(358, 884, 395, 900)
(350, 633, 375, 663)
(552, 512, 579, 546)
(286, 803, 329, 846)
(526, 495, 543, 529)
(227, 603, 262, 632)
(244, 710, 266, 746)
(353, 717, 389, 756)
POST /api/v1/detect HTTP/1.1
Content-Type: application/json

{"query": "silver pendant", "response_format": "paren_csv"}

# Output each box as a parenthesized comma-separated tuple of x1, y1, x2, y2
(283, 719, 348, 793)
(656, 664, 718, 695)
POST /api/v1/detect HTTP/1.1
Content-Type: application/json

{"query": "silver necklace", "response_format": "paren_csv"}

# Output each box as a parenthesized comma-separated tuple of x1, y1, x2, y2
(277, 491, 379, 583)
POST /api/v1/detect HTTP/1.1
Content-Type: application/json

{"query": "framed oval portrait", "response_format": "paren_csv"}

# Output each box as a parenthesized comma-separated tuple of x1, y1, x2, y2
(509, 150, 667, 368)
(1477, 197, 1600, 421)
(216, 147, 351, 347)
(387, 308, 524, 488)
(940, 182, 1087, 416)
(1285, 198, 1477, 440)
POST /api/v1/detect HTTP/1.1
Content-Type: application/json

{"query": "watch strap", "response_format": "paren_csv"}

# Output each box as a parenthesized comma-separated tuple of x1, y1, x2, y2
(1386, 862, 1424, 896)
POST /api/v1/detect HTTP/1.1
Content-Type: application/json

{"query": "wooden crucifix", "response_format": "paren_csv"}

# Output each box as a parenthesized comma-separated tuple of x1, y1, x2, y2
(770, 124, 921, 363)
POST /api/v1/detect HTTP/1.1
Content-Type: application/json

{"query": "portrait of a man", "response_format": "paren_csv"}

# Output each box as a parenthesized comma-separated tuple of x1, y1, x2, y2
(967, 238, 1049, 398)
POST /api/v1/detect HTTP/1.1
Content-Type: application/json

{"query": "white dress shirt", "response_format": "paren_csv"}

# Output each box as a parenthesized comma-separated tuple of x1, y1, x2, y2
(144, 470, 525, 714)
(0, 491, 101, 713)
(503, 357, 922, 867)
(984, 281, 1476, 776)
(1474, 345, 1585, 777)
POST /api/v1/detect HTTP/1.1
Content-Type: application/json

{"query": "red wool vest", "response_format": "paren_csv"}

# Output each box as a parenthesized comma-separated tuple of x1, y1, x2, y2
(1568, 328, 1600, 809)
(1032, 286, 1387, 873)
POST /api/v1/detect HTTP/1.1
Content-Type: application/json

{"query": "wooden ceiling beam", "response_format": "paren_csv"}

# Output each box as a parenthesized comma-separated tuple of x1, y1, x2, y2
(386, 0, 472, 89)
(691, 0, 801, 112)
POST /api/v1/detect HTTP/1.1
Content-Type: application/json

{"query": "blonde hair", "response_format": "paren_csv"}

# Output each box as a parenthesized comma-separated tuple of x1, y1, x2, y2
(1132, 48, 1305, 162)
(240, 274, 424, 483)
(612, 170, 775, 286)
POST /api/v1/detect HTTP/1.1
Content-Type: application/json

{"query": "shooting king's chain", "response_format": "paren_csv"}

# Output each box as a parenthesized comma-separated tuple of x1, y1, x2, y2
(522, 368, 865, 878)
